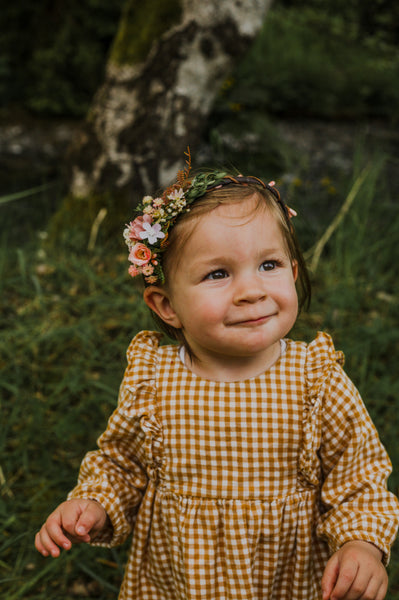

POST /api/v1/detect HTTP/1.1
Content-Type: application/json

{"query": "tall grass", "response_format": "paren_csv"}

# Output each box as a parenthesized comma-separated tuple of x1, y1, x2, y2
(0, 224, 153, 597)
(1, 152, 399, 597)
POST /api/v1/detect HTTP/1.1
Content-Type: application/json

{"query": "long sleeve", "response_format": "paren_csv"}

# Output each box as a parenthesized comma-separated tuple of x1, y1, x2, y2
(316, 360, 399, 563)
(68, 330, 163, 547)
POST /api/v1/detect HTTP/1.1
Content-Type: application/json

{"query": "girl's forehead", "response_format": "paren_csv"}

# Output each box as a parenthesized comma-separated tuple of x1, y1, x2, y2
(189, 203, 284, 249)
(213, 193, 267, 216)
(195, 197, 276, 229)
(182, 196, 268, 230)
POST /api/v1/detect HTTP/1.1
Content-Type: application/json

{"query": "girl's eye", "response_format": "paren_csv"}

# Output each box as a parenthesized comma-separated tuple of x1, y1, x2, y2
(260, 260, 278, 271)
(205, 269, 228, 280)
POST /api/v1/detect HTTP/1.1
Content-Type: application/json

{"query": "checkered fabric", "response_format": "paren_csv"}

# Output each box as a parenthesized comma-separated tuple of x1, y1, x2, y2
(69, 330, 399, 599)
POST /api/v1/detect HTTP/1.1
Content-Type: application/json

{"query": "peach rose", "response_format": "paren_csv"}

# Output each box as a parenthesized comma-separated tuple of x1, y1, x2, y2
(129, 243, 152, 266)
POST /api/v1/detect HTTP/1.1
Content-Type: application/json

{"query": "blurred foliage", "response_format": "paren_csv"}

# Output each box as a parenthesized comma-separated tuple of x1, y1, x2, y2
(0, 0, 124, 116)
(279, 0, 399, 46)
(0, 0, 398, 120)
(214, 5, 399, 123)
(208, 111, 295, 179)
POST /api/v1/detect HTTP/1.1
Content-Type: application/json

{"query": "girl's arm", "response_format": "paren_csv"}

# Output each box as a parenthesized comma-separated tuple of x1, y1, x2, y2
(66, 374, 153, 547)
(37, 332, 161, 553)
(316, 364, 399, 564)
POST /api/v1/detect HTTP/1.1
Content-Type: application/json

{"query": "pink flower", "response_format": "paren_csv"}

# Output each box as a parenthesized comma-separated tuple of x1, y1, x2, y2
(128, 265, 140, 277)
(128, 214, 152, 241)
(129, 243, 152, 266)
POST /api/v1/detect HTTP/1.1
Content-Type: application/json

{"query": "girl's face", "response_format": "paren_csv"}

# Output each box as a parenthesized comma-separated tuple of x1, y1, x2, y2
(145, 196, 299, 381)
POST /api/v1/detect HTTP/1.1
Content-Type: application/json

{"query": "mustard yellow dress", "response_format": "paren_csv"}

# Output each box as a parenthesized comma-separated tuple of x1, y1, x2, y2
(69, 331, 399, 599)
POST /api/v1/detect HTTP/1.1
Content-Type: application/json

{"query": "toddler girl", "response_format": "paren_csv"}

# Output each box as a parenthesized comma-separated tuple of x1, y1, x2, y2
(36, 159, 399, 600)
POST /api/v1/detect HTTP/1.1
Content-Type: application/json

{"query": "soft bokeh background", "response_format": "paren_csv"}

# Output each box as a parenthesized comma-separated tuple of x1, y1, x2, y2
(1, 1, 399, 597)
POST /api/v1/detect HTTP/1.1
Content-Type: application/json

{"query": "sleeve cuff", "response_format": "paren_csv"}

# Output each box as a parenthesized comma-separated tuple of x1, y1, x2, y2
(323, 531, 390, 566)
(67, 487, 132, 548)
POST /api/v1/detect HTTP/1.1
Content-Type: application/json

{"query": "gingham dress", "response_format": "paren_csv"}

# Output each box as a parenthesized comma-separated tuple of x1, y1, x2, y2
(69, 330, 399, 600)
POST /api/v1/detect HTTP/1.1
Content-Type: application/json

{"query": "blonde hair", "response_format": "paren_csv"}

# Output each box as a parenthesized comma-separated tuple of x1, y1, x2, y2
(147, 181, 311, 347)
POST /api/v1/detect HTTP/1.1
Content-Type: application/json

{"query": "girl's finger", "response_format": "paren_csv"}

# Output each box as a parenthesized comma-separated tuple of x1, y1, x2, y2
(74, 500, 107, 539)
(330, 561, 359, 599)
(45, 517, 73, 550)
(363, 576, 383, 600)
(34, 530, 50, 557)
(321, 555, 339, 599)
(35, 526, 65, 557)
(74, 502, 101, 537)
(370, 572, 388, 600)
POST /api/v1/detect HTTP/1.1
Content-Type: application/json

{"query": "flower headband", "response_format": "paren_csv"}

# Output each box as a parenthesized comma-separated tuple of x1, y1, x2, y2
(123, 151, 296, 284)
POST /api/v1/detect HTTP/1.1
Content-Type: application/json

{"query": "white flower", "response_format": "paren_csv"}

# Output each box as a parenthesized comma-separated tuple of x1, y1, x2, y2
(167, 187, 185, 201)
(139, 222, 166, 245)
(152, 208, 165, 219)
(123, 226, 133, 246)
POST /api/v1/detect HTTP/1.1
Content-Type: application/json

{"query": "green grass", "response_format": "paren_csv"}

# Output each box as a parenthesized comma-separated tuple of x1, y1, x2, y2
(1, 153, 399, 597)
(0, 224, 153, 597)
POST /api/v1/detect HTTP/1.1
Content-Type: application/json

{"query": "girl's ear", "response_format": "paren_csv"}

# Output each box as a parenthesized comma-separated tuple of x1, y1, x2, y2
(292, 260, 298, 282)
(143, 286, 182, 329)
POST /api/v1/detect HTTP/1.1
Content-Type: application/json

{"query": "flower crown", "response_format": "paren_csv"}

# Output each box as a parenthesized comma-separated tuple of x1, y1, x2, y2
(123, 151, 296, 284)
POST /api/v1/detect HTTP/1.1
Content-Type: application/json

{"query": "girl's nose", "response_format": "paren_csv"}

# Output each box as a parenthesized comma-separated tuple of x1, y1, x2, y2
(233, 275, 267, 304)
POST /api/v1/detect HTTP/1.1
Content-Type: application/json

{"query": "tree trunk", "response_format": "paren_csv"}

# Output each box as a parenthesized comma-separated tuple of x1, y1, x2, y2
(68, 0, 273, 201)
(47, 0, 272, 248)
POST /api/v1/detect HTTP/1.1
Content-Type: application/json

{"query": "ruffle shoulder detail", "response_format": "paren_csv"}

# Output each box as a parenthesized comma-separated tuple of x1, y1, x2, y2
(125, 329, 163, 367)
(305, 331, 344, 397)
(119, 330, 164, 482)
(299, 332, 345, 487)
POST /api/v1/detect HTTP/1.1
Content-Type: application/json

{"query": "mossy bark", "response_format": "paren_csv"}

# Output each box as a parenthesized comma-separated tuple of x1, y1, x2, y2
(52, 0, 273, 245)
(110, 0, 183, 66)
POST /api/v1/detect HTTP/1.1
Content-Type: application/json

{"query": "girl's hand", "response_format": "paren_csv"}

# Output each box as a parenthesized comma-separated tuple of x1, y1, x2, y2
(321, 540, 388, 600)
(35, 498, 108, 558)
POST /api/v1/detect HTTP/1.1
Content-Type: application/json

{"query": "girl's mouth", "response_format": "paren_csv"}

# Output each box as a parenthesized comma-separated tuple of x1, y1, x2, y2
(229, 314, 275, 327)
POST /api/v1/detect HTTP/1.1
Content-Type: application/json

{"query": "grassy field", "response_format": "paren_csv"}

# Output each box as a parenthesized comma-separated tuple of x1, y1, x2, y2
(1, 149, 399, 598)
